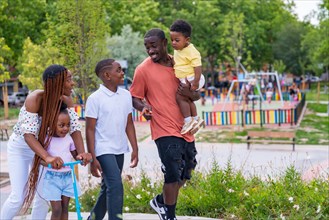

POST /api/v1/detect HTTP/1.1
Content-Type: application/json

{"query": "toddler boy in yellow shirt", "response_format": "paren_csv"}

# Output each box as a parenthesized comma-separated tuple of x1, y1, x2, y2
(170, 19, 205, 134)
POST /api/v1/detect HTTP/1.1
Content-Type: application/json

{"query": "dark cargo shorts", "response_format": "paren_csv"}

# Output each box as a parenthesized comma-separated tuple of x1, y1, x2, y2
(155, 136, 198, 183)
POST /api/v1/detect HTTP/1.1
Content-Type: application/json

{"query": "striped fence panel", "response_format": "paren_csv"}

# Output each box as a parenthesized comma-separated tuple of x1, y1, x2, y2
(202, 108, 296, 126)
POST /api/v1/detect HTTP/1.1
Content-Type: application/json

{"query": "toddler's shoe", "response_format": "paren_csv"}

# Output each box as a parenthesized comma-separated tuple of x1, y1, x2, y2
(190, 118, 205, 135)
(181, 119, 195, 134)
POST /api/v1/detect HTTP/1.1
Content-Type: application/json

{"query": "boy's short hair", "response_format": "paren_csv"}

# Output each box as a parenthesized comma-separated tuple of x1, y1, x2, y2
(170, 19, 192, 37)
(95, 59, 115, 77)
(144, 28, 166, 40)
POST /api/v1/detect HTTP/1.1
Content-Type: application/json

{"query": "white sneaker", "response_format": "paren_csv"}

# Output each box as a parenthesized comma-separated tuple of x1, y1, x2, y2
(190, 118, 205, 135)
(181, 119, 195, 134)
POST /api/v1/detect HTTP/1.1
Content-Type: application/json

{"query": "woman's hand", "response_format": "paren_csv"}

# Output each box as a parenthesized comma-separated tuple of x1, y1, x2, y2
(76, 152, 92, 166)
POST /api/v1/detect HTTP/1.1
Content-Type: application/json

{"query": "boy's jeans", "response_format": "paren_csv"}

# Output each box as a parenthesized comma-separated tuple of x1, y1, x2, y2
(89, 154, 124, 220)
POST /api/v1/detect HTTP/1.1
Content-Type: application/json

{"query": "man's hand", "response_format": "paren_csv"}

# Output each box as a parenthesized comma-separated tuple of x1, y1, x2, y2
(141, 104, 152, 121)
(178, 78, 200, 101)
(191, 80, 199, 91)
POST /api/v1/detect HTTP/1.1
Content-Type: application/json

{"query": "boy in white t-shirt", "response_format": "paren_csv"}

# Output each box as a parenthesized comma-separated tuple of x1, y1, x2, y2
(85, 59, 139, 220)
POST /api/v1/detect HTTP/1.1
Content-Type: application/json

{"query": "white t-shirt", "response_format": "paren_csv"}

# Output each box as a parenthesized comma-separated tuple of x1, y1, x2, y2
(85, 84, 133, 156)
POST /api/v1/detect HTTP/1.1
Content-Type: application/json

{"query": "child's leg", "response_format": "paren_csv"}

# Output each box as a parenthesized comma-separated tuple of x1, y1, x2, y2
(190, 101, 197, 117)
(50, 201, 63, 220)
(60, 196, 70, 220)
(176, 92, 191, 118)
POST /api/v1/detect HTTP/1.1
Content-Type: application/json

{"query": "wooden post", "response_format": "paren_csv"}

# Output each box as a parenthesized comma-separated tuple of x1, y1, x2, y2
(317, 81, 320, 104)
(2, 83, 9, 119)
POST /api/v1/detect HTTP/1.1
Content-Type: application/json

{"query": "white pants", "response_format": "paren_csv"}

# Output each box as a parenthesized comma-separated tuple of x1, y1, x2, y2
(0, 134, 49, 220)
(179, 74, 205, 91)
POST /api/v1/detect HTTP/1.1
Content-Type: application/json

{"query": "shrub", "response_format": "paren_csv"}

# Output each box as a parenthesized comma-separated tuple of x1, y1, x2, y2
(74, 164, 329, 219)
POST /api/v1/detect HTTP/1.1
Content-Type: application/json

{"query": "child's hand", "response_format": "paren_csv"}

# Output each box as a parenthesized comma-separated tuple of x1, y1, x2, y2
(130, 149, 139, 168)
(90, 159, 102, 178)
(141, 105, 152, 120)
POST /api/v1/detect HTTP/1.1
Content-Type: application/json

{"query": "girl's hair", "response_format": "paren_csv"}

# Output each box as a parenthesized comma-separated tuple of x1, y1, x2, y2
(21, 64, 68, 213)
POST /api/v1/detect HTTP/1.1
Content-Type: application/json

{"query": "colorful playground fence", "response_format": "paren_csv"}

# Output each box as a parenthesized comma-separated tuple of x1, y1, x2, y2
(202, 109, 296, 126)
(202, 93, 306, 127)
(73, 93, 305, 127)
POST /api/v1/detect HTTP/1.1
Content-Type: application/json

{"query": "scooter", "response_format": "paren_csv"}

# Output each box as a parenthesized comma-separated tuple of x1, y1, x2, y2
(48, 160, 84, 220)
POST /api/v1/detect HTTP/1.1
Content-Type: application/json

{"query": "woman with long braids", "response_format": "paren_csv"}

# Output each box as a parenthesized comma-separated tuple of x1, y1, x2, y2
(0, 64, 92, 219)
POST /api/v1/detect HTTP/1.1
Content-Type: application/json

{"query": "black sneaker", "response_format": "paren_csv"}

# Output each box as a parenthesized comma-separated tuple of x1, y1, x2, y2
(149, 195, 167, 220)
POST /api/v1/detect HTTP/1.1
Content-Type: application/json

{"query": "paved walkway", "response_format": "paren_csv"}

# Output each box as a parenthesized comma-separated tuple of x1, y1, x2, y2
(12, 212, 215, 220)
(1, 122, 328, 219)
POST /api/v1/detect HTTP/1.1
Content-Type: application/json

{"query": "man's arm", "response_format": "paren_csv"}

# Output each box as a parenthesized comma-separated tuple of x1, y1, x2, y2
(132, 97, 152, 120)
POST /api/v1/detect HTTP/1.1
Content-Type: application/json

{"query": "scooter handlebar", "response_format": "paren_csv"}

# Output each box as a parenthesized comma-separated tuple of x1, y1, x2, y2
(47, 160, 93, 168)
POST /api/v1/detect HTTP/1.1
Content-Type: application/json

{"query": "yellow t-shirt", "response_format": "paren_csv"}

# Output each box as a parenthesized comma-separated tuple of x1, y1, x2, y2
(173, 43, 202, 79)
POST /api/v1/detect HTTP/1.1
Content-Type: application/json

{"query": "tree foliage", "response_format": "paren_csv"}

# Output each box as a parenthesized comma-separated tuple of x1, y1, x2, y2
(1, 0, 328, 91)
(0, 0, 47, 66)
(107, 25, 147, 78)
(46, 0, 109, 100)
(0, 37, 12, 82)
(18, 38, 64, 90)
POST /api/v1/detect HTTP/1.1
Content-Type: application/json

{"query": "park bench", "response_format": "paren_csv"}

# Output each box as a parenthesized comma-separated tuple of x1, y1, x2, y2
(247, 130, 296, 151)
(0, 123, 9, 141)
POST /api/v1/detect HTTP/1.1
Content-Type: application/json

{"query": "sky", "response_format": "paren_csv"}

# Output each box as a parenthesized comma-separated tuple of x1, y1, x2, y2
(291, 0, 322, 25)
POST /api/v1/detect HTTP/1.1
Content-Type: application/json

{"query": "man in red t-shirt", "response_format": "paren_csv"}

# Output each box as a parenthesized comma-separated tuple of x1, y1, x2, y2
(130, 28, 200, 220)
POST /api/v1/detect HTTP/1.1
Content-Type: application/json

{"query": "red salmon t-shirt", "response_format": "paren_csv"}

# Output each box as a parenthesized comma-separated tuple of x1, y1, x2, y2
(130, 57, 194, 142)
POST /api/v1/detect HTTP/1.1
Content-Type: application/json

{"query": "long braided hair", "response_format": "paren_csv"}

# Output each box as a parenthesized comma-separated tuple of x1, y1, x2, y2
(21, 64, 68, 213)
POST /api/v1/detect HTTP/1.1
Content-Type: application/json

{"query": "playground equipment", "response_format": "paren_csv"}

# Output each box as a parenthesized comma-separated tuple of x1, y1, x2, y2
(48, 160, 84, 220)
(222, 63, 284, 111)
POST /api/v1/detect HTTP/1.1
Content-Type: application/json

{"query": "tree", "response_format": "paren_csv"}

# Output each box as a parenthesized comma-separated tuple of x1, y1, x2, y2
(273, 21, 309, 75)
(18, 38, 64, 90)
(107, 25, 147, 78)
(220, 12, 248, 71)
(47, 0, 110, 101)
(103, 0, 164, 36)
(0, 38, 12, 82)
(0, 0, 47, 67)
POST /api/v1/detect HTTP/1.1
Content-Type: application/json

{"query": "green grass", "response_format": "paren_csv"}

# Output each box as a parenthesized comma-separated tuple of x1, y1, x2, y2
(305, 82, 329, 102)
(0, 107, 20, 119)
